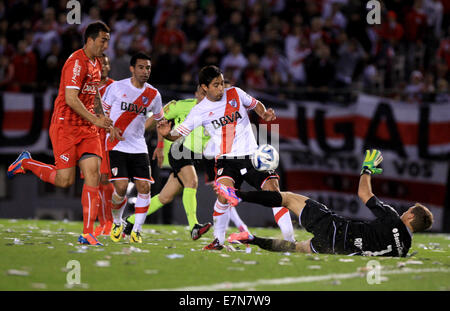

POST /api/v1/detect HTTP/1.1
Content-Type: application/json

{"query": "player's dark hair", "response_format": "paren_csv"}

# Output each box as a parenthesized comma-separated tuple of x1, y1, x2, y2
(130, 52, 151, 67)
(198, 65, 222, 86)
(410, 203, 433, 232)
(84, 21, 110, 44)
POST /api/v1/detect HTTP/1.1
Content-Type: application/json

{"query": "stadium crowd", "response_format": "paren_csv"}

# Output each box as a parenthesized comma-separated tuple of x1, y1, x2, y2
(0, 0, 449, 103)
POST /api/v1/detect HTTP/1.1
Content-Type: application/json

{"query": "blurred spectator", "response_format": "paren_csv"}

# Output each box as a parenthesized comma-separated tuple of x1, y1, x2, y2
(220, 42, 248, 82)
(180, 40, 198, 74)
(260, 44, 289, 85)
(305, 44, 336, 89)
(322, 1, 347, 32)
(435, 78, 449, 103)
(182, 12, 204, 42)
(78, 7, 101, 34)
(404, 70, 425, 103)
(335, 35, 365, 87)
(154, 16, 186, 53)
(202, 2, 218, 31)
(437, 34, 450, 70)
(110, 42, 131, 80)
(0, 35, 15, 57)
(151, 45, 184, 86)
(308, 17, 332, 48)
(245, 30, 265, 58)
(197, 26, 225, 56)
(242, 53, 268, 90)
(10, 40, 37, 92)
(0, 54, 13, 91)
(31, 18, 61, 60)
(424, 0, 444, 38)
(220, 10, 247, 45)
(41, 43, 63, 89)
(198, 36, 224, 69)
(285, 26, 311, 85)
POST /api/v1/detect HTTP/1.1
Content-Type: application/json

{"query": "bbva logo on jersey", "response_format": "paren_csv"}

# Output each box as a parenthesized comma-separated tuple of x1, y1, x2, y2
(121, 102, 148, 116)
(211, 111, 242, 129)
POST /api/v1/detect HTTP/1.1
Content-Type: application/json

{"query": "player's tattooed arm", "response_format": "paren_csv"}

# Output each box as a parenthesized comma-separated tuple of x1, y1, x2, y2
(94, 90, 106, 116)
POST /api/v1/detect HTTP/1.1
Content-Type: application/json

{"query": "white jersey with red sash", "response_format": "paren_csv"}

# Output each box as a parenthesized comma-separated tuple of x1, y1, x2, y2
(103, 78, 164, 154)
(176, 87, 258, 157)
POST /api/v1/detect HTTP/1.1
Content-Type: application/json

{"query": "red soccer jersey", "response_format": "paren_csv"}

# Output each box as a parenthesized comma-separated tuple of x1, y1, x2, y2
(98, 77, 114, 98)
(51, 49, 102, 127)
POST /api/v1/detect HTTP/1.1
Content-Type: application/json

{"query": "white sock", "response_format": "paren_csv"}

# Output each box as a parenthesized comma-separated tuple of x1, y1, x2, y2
(213, 200, 230, 245)
(132, 192, 150, 232)
(111, 191, 127, 225)
(272, 207, 295, 242)
(229, 206, 249, 233)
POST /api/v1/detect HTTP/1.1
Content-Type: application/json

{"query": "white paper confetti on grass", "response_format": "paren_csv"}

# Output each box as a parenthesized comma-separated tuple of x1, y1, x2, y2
(406, 260, 423, 265)
(227, 267, 245, 271)
(144, 269, 159, 275)
(95, 260, 110, 267)
(7, 269, 29, 276)
(166, 253, 184, 259)
(339, 258, 355, 262)
(308, 265, 322, 270)
(31, 283, 47, 289)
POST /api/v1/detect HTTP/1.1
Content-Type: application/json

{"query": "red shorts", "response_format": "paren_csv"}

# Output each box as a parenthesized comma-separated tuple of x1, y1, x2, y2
(49, 122, 102, 169)
(98, 128, 111, 177)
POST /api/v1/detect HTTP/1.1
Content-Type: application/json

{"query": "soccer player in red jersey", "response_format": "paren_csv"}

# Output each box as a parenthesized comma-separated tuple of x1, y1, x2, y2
(7, 21, 122, 245)
(94, 53, 115, 237)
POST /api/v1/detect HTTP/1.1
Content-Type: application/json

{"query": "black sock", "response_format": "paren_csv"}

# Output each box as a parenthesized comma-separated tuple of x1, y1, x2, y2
(235, 190, 282, 207)
(251, 236, 297, 253)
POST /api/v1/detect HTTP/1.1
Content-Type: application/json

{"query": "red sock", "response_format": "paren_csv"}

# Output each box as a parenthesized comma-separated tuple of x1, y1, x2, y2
(97, 184, 107, 227)
(82, 184, 100, 234)
(102, 182, 114, 223)
(22, 159, 56, 185)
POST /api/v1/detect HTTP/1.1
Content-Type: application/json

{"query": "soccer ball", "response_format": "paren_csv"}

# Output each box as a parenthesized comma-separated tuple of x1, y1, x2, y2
(251, 144, 279, 171)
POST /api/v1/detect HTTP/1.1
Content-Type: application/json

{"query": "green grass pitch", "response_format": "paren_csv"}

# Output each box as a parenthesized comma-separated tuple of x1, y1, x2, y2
(1, 218, 449, 291)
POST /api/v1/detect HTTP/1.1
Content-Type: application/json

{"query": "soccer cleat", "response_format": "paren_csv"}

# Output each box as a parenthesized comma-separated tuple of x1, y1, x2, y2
(110, 222, 124, 242)
(227, 231, 254, 244)
(78, 233, 103, 246)
(7, 151, 31, 179)
(191, 222, 212, 240)
(123, 218, 134, 236)
(214, 182, 241, 207)
(130, 230, 142, 243)
(203, 238, 224, 250)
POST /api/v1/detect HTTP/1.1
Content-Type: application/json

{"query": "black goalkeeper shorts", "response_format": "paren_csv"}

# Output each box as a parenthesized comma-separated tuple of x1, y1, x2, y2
(300, 199, 350, 255)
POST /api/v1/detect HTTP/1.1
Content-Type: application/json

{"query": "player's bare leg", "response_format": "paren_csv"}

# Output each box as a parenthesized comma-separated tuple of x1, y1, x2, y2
(262, 179, 295, 242)
(177, 165, 212, 240)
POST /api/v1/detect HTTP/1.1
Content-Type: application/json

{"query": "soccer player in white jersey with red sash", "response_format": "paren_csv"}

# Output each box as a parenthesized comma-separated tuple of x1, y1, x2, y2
(102, 52, 164, 243)
(158, 65, 295, 249)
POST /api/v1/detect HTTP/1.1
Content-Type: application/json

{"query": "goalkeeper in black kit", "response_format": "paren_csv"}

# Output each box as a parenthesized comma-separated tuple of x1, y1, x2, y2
(216, 150, 434, 257)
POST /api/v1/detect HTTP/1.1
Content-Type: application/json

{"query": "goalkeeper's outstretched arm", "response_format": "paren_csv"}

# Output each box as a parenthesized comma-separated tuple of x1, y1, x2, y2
(358, 173, 374, 204)
(358, 149, 383, 204)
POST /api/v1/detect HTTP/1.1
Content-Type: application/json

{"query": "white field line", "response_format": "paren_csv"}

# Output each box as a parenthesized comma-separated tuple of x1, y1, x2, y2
(150, 267, 450, 291)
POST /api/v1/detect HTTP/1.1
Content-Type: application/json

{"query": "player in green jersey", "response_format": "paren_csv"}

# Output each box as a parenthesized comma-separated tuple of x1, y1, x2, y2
(126, 86, 212, 240)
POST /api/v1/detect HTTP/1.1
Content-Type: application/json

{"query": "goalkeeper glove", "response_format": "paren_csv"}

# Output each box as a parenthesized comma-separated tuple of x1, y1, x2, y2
(361, 149, 383, 175)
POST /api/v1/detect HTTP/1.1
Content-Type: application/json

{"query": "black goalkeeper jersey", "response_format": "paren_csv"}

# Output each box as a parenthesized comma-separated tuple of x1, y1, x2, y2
(345, 196, 412, 257)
